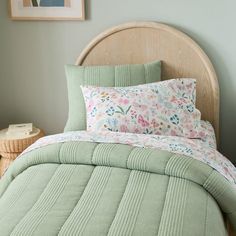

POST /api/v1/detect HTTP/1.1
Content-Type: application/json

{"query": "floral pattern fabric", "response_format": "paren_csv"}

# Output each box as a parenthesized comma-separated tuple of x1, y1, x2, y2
(81, 79, 201, 138)
(20, 130, 236, 186)
(198, 120, 217, 149)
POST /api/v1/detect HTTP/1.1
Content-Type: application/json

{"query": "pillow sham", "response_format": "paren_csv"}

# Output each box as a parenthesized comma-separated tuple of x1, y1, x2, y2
(64, 60, 161, 132)
(81, 79, 201, 138)
(197, 120, 217, 149)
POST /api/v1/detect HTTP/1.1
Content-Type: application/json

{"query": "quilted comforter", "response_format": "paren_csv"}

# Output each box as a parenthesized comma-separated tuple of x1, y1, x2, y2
(0, 132, 236, 236)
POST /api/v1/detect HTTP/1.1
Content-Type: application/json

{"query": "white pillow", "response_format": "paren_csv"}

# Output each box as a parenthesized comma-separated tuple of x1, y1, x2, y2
(81, 79, 201, 138)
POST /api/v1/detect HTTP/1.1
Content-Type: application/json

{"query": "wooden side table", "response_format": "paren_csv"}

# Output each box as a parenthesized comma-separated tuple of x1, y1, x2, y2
(0, 127, 44, 177)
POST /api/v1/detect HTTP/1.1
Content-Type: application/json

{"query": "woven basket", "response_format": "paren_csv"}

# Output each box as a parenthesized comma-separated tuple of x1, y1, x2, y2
(0, 128, 44, 177)
(0, 129, 44, 153)
(0, 152, 20, 160)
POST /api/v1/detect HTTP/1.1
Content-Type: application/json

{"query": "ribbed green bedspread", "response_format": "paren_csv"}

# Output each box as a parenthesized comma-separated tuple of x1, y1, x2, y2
(0, 141, 235, 235)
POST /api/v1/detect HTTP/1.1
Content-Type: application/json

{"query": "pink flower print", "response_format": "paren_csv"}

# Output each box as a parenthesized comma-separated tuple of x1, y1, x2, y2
(170, 96, 178, 103)
(120, 125, 128, 132)
(88, 101, 95, 110)
(188, 129, 198, 138)
(171, 97, 184, 107)
(118, 98, 129, 105)
(130, 109, 137, 119)
(186, 82, 193, 90)
(151, 119, 159, 128)
(179, 97, 188, 105)
(171, 130, 177, 136)
(123, 99, 129, 105)
(111, 93, 118, 99)
(138, 115, 149, 127)
(198, 131, 206, 138)
(134, 128, 141, 133)
(133, 102, 148, 111)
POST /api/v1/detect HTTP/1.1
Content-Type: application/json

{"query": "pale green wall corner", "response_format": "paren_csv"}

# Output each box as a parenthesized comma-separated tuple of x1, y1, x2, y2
(0, 0, 235, 163)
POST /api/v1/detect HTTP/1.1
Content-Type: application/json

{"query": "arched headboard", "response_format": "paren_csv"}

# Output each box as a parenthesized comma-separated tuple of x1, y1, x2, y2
(76, 21, 220, 144)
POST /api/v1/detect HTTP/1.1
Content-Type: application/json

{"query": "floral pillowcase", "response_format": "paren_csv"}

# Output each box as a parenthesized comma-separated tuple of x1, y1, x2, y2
(81, 79, 202, 138)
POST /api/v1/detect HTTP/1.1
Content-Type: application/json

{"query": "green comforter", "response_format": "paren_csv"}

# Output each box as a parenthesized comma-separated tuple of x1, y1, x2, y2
(0, 141, 235, 235)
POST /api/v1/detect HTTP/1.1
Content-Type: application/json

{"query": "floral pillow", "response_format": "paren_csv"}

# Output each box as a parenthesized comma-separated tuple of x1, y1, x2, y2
(197, 120, 217, 149)
(81, 79, 202, 138)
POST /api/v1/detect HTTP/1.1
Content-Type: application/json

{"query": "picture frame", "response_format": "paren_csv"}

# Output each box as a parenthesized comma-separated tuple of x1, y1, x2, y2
(9, 0, 85, 20)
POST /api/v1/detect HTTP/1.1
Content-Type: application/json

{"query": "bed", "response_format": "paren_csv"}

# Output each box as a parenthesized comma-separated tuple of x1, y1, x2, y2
(0, 21, 235, 236)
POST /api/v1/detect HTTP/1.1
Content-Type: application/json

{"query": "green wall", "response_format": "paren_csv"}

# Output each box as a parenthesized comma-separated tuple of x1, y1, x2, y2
(0, 0, 235, 163)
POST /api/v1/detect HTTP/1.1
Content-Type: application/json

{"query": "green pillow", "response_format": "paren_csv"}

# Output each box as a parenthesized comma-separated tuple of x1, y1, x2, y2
(64, 60, 161, 132)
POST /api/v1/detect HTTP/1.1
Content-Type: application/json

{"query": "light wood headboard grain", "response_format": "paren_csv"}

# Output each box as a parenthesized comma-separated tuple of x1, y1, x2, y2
(76, 21, 220, 144)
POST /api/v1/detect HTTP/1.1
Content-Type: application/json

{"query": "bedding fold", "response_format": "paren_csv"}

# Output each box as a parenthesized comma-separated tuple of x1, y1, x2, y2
(0, 140, 235, 235)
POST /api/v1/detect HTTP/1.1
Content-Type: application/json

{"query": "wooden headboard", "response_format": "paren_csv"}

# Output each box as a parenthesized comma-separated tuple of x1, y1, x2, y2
(76, 21, 220, 144)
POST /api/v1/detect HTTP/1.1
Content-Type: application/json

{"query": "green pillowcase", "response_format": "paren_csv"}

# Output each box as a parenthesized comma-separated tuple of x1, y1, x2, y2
(64, 60, 161, 132)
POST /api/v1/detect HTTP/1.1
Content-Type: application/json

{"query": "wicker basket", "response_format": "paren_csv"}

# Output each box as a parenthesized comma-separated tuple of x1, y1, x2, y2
(0, 127, 44, 177)
(0, 152, 20, 160)
(0, 128, 44, 154)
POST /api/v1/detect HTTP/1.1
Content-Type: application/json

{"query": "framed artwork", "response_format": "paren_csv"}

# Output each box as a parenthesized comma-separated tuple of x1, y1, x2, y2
(9, 0, 85, 20)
